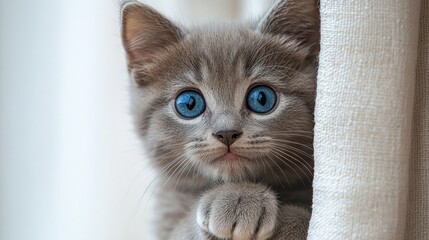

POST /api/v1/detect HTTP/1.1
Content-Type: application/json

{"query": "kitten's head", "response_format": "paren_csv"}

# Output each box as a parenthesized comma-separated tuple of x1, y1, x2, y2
(121, 0, 319, 185)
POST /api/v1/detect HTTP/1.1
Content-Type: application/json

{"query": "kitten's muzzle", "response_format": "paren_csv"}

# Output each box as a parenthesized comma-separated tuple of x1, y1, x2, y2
(212, 130, 242, 147)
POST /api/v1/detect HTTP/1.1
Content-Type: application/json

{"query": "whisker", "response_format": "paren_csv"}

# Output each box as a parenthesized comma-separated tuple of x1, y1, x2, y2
(267, 133, 314, 139)
(173, 158, 194, 191)
(142, 162, 186, 214)
(123, 148, 185, 213)
(162, 154, 189, 189)
(269, 148, 308, 186)
(276, 145, 314, 176)
(280, 148, 313, 175)
(134, 176, 158, 215)
(259, 155, 287, 188)
(265, 129, 314, 134)
(269, 142, 314, 170)
(270, 146, 312, 183)
(264, 152, 291, 188)
(134, 153, 185, 214)
(270, 139, 314, 151)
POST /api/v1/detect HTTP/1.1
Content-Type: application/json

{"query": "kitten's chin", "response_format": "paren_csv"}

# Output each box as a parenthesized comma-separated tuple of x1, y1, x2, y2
(212, 152, 243, 163)
(197, 152, 260, 182)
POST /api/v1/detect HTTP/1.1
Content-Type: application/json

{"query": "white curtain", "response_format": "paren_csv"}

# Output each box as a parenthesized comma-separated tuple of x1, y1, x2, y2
(309, 0, 428, 239)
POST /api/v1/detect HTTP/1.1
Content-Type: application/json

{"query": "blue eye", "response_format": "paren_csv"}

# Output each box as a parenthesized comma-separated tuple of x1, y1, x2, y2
(175, 90, 206, 119)
(246, 85, 277, 114)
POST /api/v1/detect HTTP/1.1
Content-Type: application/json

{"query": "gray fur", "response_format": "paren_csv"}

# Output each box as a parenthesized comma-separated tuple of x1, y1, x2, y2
(121, 0, 319, 239)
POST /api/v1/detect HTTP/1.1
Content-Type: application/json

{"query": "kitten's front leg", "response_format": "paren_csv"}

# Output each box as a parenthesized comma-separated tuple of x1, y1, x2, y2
(197, 183, 278, 240)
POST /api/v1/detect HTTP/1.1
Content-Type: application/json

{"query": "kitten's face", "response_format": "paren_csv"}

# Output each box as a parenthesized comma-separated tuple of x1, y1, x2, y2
(122, 0, 319, 184)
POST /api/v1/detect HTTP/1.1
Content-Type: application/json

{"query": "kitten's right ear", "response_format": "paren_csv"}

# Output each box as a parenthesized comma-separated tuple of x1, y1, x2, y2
(257, 0, 320, 55)
(121, 2, 183, 82)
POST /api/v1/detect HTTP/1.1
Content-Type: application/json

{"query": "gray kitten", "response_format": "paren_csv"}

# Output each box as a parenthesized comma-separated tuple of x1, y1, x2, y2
(121, 0, 319, 239)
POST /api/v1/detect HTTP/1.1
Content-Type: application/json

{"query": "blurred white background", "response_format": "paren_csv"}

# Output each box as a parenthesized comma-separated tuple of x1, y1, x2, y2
(0, 0, 275, 239)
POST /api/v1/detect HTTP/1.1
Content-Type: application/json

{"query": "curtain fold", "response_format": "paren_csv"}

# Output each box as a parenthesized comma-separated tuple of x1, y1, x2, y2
(309, 0, 421, 239)
(405, 0, 429, 239)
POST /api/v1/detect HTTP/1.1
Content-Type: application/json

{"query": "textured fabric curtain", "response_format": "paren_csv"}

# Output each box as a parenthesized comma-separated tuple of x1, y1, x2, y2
(309, 0, 427, 239)
(406, 0, 428, 239)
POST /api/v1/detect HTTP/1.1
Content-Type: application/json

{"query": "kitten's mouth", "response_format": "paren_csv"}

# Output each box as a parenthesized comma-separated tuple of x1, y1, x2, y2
(212, 151, 247, 163)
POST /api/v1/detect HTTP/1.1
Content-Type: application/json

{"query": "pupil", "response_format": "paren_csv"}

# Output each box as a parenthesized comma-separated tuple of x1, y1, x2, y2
(186, 96, 196, 110)
(257, 92, 267, 106)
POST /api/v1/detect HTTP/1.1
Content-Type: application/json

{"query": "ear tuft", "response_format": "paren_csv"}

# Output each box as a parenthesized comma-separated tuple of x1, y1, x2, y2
(121, 2, 183, 71)
(257, 0, 320, 54)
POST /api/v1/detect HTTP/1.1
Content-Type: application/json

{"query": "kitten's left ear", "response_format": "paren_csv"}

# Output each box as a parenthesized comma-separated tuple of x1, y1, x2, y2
(257, 0, 320, 54)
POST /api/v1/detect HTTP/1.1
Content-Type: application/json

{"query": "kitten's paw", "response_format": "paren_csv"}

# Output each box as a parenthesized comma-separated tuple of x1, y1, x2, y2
(196, 183, 278, 240)
(269, 205, 311, 240)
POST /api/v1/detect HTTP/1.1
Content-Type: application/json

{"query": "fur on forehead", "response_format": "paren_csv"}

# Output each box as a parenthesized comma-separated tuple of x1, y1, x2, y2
(137, 28, 312, 96)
